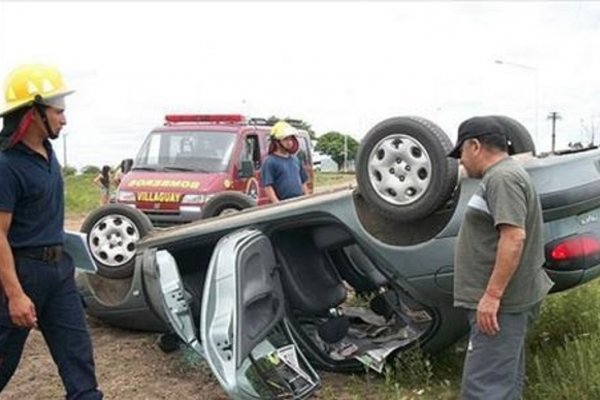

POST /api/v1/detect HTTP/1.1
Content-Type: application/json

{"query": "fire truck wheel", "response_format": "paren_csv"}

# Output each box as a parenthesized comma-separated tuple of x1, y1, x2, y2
(356, 116, 458, 222)
(201, 192, 257, 219)
(81, 204, 154, 279)
(491, 115, 536, 155)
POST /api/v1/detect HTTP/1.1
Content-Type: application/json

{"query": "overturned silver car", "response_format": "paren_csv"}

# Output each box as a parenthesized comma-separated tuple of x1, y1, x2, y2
(76, 116, 600, 399)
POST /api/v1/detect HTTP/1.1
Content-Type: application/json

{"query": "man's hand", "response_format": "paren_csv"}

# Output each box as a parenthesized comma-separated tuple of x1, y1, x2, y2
(476, 292, 501, 335)
(8, 293, 37, 329)
(264, 186, 279, 204)
(302, 182, 310, 196)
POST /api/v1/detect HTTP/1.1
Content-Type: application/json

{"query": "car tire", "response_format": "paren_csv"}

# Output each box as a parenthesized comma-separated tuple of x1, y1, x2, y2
(200, 192, 257, 219)
(81, 204, 153, 279)
(356, 116, 458, 222)
(492, 115, 536, 155)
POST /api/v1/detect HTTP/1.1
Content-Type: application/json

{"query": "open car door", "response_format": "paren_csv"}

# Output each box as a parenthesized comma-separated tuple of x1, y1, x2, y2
(155, 249, 204, 357)
(64, 230, 98, 273)
(201, 228, 320, 399)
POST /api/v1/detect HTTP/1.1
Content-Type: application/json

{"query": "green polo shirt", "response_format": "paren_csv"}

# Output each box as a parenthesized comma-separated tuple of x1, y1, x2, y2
(454, 157, 553, 313)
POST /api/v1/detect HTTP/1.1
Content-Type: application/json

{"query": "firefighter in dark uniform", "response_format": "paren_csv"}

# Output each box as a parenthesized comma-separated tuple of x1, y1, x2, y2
(0, 64, 102, 398)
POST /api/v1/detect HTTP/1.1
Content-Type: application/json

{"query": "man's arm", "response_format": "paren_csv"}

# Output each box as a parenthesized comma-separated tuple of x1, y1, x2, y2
(264, 186, 280, 204)
(298, 162, 309, 195)
(0, 212, 37, 328)
(302, 182, 310, 195)
(477, 224, 525, 335)
(261, 158, 279, 203)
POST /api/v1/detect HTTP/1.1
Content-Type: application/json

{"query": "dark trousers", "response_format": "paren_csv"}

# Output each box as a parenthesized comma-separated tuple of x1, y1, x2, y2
(0, 254, 102, 399)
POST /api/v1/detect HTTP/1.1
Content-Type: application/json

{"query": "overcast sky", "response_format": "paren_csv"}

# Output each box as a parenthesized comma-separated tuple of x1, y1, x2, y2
(1, 1, 599, 168)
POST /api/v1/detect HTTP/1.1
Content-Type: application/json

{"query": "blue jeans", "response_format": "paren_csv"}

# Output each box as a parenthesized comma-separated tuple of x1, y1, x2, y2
(0, 254, 102, 399)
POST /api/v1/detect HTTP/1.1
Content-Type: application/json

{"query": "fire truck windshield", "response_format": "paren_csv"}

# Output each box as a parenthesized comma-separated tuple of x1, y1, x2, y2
(134, 130, 237, 173)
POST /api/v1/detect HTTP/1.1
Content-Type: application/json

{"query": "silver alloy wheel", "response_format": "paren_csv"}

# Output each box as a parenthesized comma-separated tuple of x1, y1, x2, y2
(367, 134, 432, 205)
(88, 214, 140, 268)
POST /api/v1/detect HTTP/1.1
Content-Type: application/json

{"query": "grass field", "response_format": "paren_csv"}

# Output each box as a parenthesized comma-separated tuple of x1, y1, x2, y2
(313, 171, 356, 189)
(65, 172, 600, 398)
(64, 173, 103, 214)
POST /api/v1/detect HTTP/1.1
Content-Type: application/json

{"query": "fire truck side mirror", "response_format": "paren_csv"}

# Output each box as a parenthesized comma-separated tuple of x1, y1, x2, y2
(239, 160, 254, 178)
(121, 159, 134, 174)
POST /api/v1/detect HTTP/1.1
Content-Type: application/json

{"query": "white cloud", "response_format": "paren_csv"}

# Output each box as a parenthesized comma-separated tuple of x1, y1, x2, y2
(1, 1, 599, 168)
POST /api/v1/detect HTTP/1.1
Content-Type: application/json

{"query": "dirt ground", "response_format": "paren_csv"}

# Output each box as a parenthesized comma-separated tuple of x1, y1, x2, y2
(3, 318, 230, 399)
(2, 214, 359, 399)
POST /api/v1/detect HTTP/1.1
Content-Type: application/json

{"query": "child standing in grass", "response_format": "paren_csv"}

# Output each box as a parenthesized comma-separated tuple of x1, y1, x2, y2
(94, 165, 111, 205)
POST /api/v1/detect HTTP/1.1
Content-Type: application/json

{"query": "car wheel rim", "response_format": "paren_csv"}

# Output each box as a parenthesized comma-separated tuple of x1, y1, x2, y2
(88, 214, 140, 267)
(367, 134, 432, 205)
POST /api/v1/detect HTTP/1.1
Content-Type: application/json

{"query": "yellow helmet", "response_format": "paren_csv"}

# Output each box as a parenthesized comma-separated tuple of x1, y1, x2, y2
(0, 64, 74, 116)
(270, 121, 298, 140)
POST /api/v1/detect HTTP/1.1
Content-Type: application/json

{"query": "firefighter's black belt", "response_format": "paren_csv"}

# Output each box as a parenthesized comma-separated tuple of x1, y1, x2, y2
(13, 245, 63, 263)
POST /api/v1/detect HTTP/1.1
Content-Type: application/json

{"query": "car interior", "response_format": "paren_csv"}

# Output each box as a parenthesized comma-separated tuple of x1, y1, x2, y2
(163, 220, 435, 371)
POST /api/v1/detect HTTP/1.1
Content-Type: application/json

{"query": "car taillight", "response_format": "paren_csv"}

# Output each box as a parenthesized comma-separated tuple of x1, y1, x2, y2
(550, 235, 600, 261)
(545, 234, 600, 272)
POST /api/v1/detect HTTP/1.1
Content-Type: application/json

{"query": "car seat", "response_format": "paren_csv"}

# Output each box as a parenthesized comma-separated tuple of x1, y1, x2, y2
(272, 229, 347, 315)
(272, 229, 350, 343)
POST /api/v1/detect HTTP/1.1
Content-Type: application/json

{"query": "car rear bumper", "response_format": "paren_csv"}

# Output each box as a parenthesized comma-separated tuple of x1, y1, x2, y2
(546, 262, 600, 292)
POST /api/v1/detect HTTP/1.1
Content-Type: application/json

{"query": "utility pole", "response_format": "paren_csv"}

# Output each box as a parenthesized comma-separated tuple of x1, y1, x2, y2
(581, 116, 597, 147)
(547, 112, 561, 154)
(62, 131, 68, 168)
(343, 134, 348, 172)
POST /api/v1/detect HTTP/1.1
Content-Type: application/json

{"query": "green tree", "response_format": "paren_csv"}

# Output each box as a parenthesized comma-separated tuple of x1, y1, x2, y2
(315, 131, 359, 171)
(62, 165, 77, 176)
(81, 165, 100, 175)
(266, 116, 316, 140)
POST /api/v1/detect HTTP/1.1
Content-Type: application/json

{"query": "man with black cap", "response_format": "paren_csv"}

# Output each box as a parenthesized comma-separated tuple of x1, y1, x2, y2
(0, 64, 102, 398)
(449, 116, 553, 399)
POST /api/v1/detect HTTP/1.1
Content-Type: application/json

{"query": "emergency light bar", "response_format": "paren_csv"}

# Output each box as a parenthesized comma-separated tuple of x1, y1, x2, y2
(165, 114, 245, 124)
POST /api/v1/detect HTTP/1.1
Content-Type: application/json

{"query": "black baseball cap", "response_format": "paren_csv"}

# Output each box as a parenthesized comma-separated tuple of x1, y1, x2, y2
(448, 116, 505, 158)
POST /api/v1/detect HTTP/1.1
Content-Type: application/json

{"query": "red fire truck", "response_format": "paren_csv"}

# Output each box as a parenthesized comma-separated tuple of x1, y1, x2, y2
(114, 114, 314, 226)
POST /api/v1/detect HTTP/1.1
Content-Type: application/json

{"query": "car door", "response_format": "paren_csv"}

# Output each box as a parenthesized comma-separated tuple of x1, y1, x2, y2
(201, 228, 320, 399)
(155, 249, 204, 357)
(64, 230, 98, 273)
